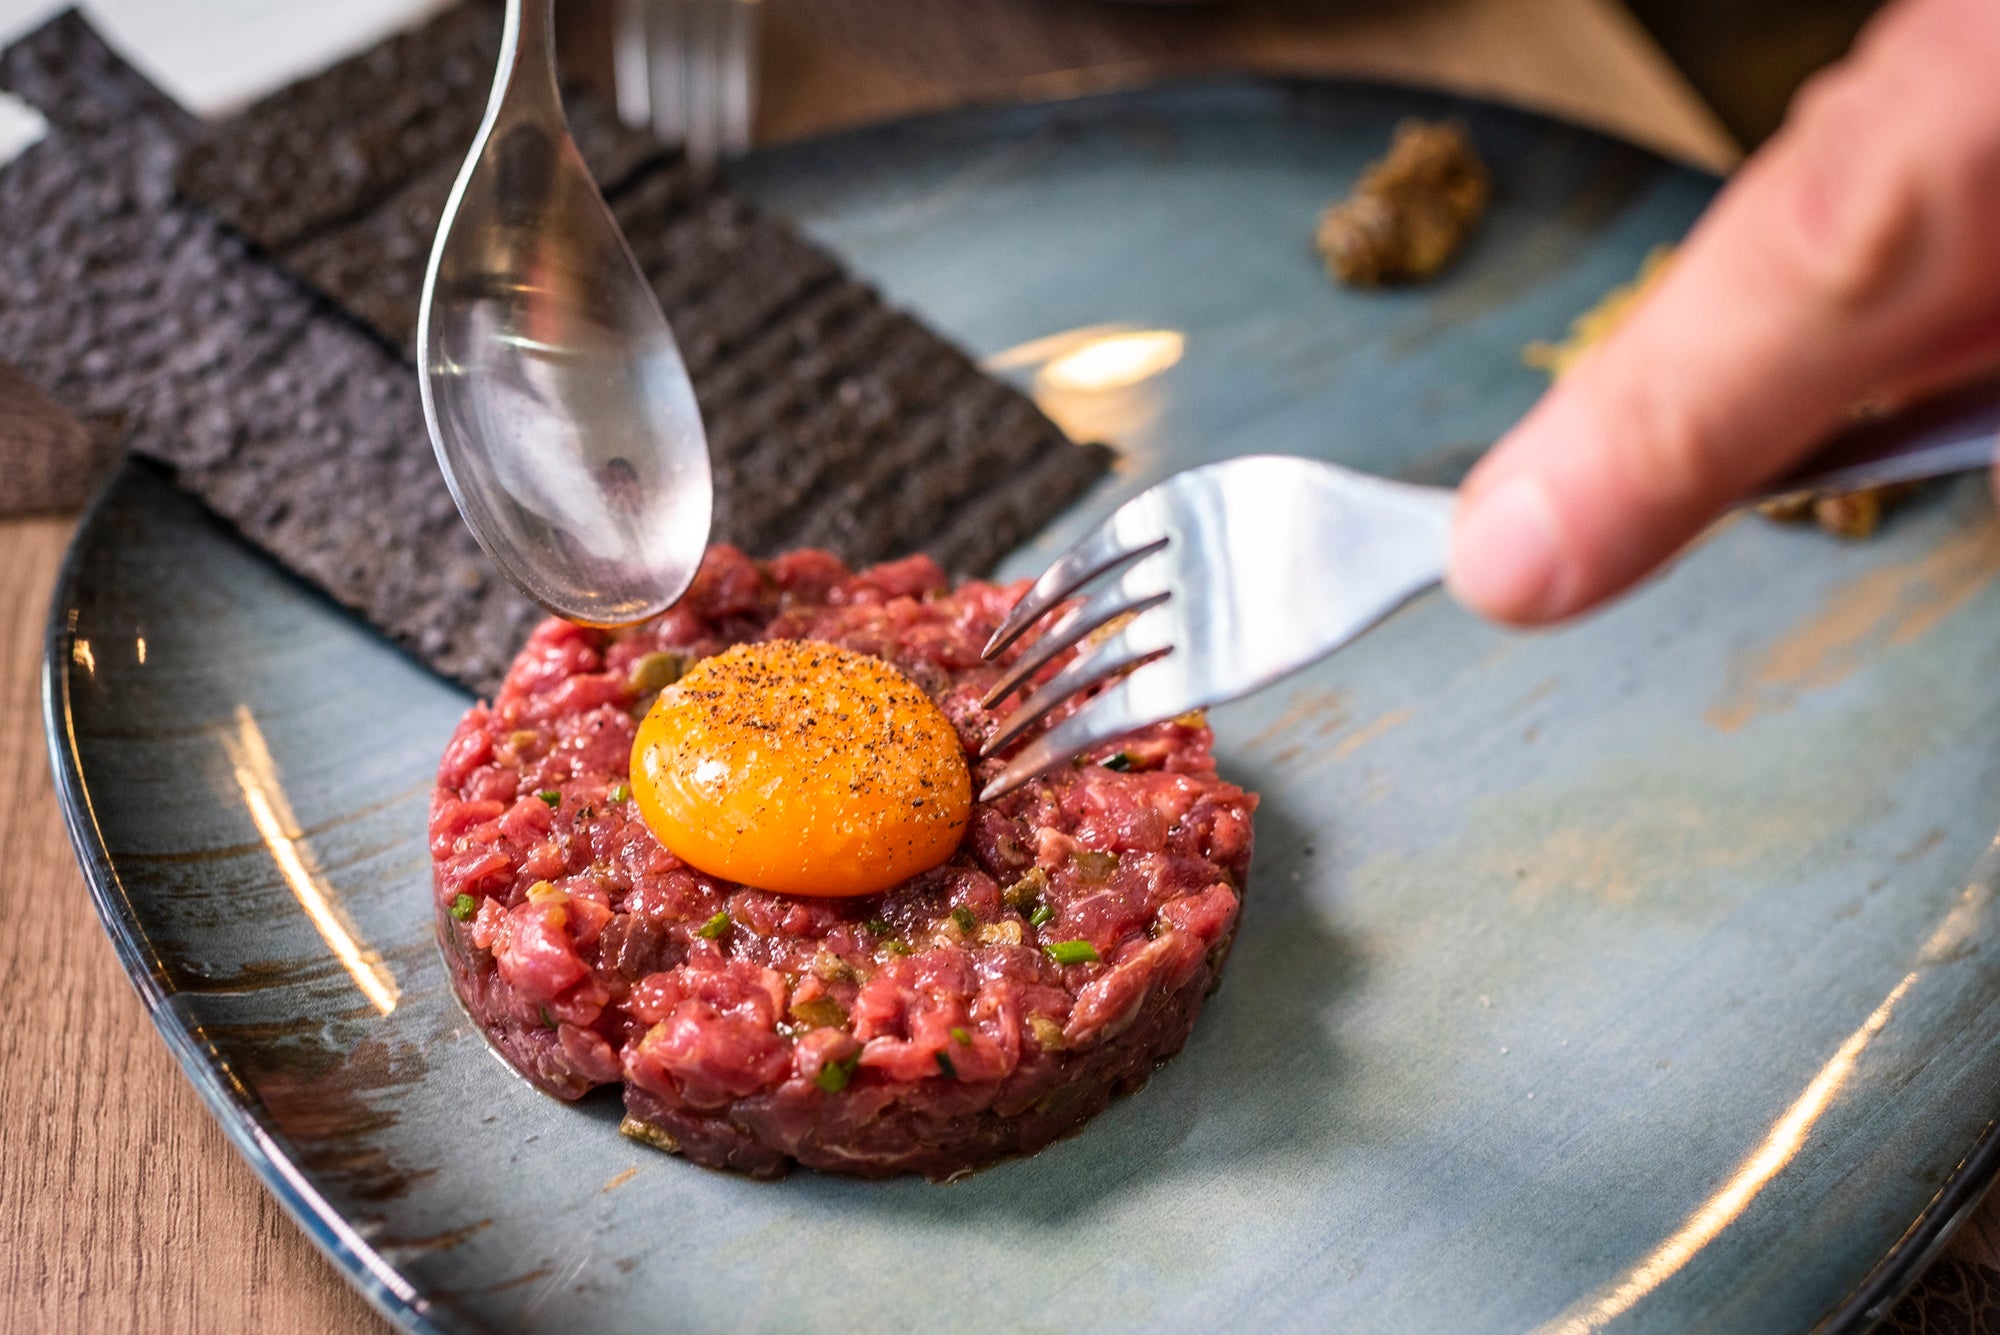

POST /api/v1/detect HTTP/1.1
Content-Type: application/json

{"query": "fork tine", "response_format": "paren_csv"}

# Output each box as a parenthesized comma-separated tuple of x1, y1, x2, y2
(979, 669, 1178, 802)
(982, 636, 1171, 760)
(719, 0, 758, 155)
(982, 529, 1168, 660)
(648, 0, 688, 152)
(686, 0, 723, 169)
(981, 586, 1168, 709)
(613, 0, 652, 127)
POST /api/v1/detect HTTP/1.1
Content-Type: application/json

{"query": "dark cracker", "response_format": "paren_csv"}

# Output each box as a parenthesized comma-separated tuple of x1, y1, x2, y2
(0, 8, 1107, 694)
(176, 2, 1111, 576)
(278, 90, 670, 359)
(0, 13, 540, 692)
(173, 3, 664, 259)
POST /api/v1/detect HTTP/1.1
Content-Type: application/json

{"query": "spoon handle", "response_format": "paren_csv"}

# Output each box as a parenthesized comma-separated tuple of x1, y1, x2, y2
(495, 0, 561, 117)
(1766, 377, 2000, 498)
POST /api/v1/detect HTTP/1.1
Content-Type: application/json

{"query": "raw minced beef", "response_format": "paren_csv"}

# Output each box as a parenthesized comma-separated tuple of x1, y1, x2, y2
(430, 545, 1257, 1179)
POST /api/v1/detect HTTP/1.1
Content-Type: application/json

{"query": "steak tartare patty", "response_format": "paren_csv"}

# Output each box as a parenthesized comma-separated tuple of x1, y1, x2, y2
(430, 545, 1257, 1179)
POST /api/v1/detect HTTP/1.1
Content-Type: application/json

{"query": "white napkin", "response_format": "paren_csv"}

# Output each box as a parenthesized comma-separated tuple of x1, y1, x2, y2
(0, 0, 448, 130)
(0, 88, 42, 162)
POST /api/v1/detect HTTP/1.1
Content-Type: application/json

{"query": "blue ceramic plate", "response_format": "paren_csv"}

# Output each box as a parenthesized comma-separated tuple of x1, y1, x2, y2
(46, 80, 2000, 1334)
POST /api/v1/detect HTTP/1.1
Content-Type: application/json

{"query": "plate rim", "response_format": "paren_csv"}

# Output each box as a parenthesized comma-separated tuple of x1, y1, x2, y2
(38, 66, 2000, 1330)
(43, 462, 445, 1335)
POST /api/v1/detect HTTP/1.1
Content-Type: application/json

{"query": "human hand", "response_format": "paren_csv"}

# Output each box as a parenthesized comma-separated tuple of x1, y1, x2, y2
(1446, 0, 2000, 626)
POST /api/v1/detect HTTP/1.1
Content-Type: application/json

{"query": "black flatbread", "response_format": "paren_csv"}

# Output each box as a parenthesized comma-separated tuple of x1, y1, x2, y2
(173, 1, 1111, 569)
(0, 8, 1110, 696)
(0, 13, 540, 691)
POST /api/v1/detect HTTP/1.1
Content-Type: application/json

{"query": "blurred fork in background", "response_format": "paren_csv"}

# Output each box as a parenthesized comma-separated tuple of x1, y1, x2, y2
(613, 0, 759, 168)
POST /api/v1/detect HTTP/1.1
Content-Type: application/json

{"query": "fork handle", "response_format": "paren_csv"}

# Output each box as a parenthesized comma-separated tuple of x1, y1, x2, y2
(1762, 376, 2000, 499)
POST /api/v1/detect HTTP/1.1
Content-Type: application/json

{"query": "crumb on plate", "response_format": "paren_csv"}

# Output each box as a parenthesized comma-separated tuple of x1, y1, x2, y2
(1316, 119, 1491, 286)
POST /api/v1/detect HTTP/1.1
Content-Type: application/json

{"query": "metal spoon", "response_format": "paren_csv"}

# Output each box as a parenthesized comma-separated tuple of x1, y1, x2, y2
(419, 0, 712, 627)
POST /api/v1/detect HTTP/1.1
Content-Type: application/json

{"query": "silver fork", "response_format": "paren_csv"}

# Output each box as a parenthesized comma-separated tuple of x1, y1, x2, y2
(977, 379, 2000, 800)
(614, 0, 759, 170)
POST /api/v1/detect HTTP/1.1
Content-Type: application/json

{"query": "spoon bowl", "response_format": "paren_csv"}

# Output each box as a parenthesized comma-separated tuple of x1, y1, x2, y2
(419, 0, 712, 627)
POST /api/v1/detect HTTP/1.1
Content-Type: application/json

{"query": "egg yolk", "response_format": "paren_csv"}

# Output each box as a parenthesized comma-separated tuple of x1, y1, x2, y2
(629, 640, 972, 897)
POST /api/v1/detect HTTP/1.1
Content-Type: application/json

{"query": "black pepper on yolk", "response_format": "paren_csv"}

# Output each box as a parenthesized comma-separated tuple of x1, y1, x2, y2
(629, 640, 973, 896)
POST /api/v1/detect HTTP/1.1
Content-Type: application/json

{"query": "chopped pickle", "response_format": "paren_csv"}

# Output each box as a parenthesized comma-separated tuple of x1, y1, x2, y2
(449, 893, 477, 921)
(950, 1026, 972, 1046)
(1002, 867, 1050, 910)
(1028, 1016, 1066, 1051)
(1099, 752, 1134, 772)
(950, 906, 976, 933)
(1071, 850, 1119, 883)
(629, 650, 689, 695)
(789, 995, 848, 1029)
(609, 782, 630, 803)
(811, 950, 858, 983)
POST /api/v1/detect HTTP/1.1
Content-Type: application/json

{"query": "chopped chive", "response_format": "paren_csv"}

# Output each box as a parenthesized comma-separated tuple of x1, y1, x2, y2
(949, 1026, 972, 1046)
(935, 1050, 959, 1080)
(816, 1054, 859, 1094)
(449, 893, 477, 921)
(950, 906, 976, 933)
(1100, 751, 1134, 772)
(864, 917, 892, 936)
(609, 783, 630, 803)
(885, 940, 913, 957)
(698, 910, 731, 940)
(536, 790, 560, 808)
(1044, 939, 1100, 966)
(1028, 903, 1054, 929)
(540, 1006, 558, 1030)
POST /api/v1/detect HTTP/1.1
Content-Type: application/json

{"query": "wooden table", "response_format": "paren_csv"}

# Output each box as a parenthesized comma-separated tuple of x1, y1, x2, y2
(0, 1, 1984, 1330)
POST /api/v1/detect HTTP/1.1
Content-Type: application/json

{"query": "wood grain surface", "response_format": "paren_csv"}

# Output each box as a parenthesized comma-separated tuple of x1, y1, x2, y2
(2, 1, 1988, 1332)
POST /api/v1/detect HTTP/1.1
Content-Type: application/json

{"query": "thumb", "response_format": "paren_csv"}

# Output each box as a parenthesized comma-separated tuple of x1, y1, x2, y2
(1448, 0, 2000, 626)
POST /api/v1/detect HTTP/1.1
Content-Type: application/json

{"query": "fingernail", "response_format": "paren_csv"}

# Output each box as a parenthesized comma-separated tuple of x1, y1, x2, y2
(1447, 474, 1563, 622)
